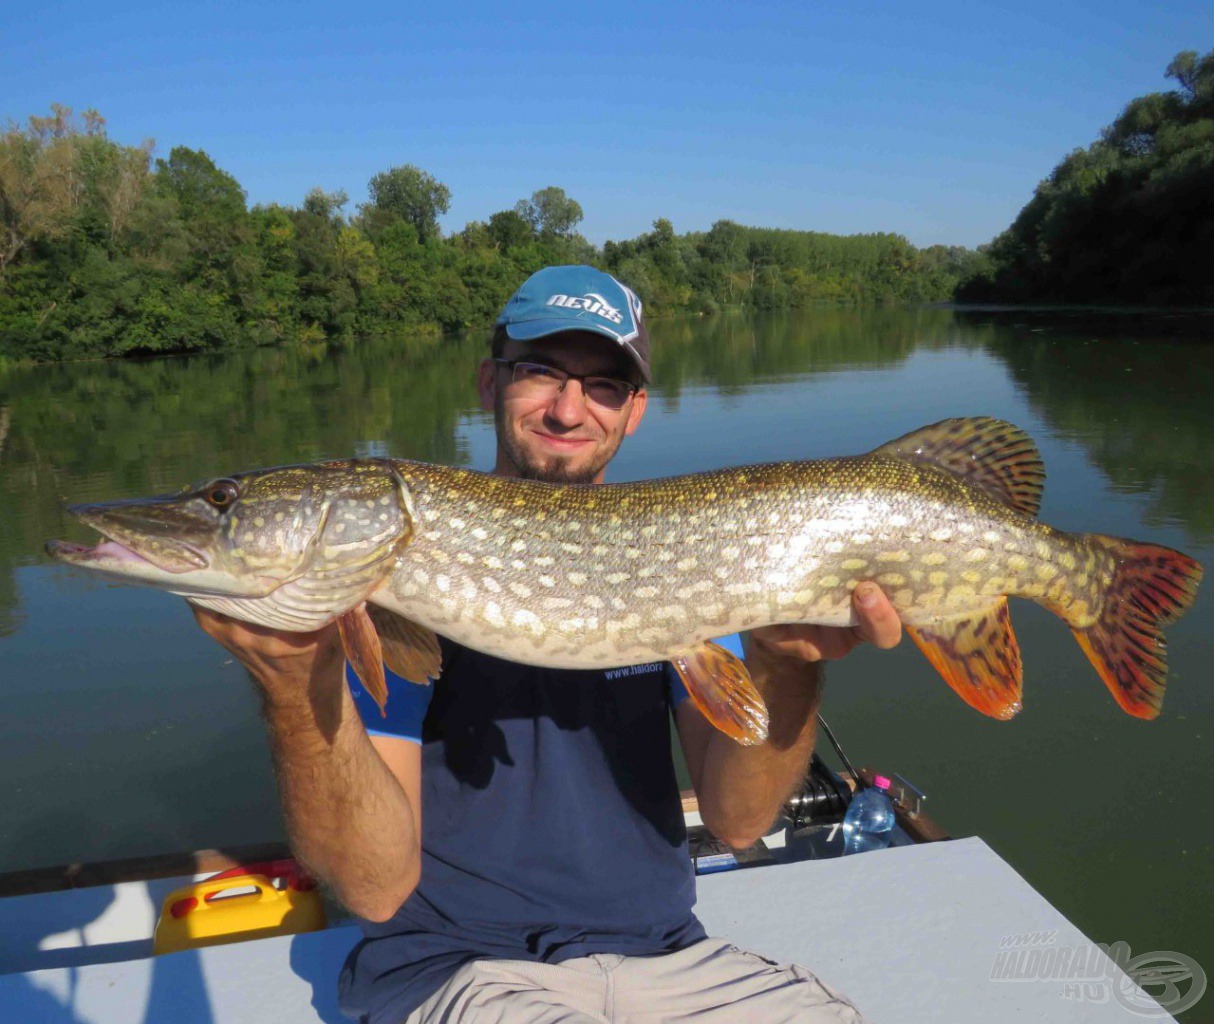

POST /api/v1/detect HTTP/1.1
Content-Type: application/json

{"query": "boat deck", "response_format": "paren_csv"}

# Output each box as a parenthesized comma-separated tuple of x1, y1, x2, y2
(0, 837, 1170, 1023)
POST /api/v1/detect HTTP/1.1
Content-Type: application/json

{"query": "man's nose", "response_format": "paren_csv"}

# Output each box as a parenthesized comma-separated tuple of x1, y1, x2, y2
(546, 377, 589, 426)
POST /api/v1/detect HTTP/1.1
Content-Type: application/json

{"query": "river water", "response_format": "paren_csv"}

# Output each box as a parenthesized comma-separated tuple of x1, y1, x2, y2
(1, 306, 1210, 997)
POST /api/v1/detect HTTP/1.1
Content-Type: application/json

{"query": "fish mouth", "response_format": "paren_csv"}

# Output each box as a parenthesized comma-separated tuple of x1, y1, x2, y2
(47, 501, 211, 576)
(47, 501, 288, 599)
(45, 535, 207, 575)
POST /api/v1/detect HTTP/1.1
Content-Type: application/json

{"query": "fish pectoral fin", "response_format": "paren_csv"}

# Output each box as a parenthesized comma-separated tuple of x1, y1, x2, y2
(671, 642, 769, 746)
(338, 604, 388, 717)
(906, 598, 1023, 720)
(874, 416, 1045, 518)
(366, 605, 441, 686)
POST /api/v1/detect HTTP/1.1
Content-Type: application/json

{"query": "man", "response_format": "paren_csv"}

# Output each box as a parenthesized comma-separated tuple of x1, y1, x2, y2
(195, 266, 902, 1023)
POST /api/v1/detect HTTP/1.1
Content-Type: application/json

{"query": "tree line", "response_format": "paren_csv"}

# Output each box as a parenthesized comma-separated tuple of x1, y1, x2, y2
(962, 49, 1214, 305)
(0, 106, 980, 363)
(3, 49, 1209, 364)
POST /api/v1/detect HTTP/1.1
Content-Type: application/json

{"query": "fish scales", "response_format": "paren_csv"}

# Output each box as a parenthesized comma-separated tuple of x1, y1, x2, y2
(47, 417, 1202, 729)
(379, 456, 1101, 668)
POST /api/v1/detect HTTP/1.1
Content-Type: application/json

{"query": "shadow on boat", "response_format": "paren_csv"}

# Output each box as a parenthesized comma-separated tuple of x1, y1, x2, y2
(0, 842, 354, 1023)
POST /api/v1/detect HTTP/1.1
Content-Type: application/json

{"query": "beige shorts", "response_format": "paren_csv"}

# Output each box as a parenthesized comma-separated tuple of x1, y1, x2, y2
(404, 936, 866, 1023)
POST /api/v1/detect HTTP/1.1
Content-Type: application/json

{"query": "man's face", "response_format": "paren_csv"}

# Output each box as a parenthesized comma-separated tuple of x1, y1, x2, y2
(477, 333, 649, 484)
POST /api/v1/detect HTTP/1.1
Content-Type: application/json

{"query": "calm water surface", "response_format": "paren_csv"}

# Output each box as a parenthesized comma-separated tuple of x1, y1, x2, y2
(1, 307, 1211, 997)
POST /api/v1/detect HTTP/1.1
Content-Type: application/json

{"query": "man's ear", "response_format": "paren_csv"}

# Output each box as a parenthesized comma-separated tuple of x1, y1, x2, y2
(477, 358, 497, 413)
(623, 388, 648, 436)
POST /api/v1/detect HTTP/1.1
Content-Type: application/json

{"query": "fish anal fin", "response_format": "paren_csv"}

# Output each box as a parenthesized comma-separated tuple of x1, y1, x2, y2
(338, 604, 388, 717)
(874, 416, 1045, 518)
(906, 598, 1023, 720)
(366, 605, 441, 686)
(671, 641, 769, 746)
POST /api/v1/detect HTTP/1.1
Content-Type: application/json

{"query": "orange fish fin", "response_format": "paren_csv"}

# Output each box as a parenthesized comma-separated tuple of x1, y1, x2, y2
(338, 603, 388, 717)
(906, 598, 1023, 720)
(1065, 537, 1202, 719)
(875, 416, 1045, 517)
(671, 641, 769, 746)
(366, 605, 441, 686)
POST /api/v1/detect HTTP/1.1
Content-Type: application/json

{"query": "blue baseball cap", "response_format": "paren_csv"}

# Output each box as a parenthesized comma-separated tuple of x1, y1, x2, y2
(495, 265, 651, 383)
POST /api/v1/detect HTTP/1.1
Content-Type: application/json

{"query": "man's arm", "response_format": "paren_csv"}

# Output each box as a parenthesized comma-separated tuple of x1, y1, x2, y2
(677, 583, 901, 849)
(193, 609, 422, 922)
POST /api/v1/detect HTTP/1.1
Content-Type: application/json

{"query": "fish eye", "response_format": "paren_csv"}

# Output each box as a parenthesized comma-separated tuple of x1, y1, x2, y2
(203, 479, 240, 509)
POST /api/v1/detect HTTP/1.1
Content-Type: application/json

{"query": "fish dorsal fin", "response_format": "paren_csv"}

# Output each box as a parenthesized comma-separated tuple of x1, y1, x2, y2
(366, 605, 442, 686)
(906, 598, 1024, 720)
(874, 416, 1045, 518)
(670, 641, 769, 746)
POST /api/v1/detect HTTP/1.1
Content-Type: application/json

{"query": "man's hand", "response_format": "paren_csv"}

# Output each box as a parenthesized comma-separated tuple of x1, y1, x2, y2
(191, 607, 343, 702)
(747, 582, 902, 664)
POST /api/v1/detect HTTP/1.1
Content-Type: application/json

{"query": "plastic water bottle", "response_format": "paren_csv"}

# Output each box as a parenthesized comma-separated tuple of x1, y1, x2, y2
(842, 775, 896, 854)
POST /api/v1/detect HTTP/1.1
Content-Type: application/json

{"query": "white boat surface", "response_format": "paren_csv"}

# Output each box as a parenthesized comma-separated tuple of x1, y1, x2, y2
(0, 836, 1172, 1023)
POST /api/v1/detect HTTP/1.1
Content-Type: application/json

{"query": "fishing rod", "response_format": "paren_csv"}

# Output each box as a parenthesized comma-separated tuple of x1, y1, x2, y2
(816, 712, 862, 787)
(780, 713, 861, 831)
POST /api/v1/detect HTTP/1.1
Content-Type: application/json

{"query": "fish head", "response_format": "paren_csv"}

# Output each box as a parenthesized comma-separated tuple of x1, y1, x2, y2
(47, 459, 415, 628)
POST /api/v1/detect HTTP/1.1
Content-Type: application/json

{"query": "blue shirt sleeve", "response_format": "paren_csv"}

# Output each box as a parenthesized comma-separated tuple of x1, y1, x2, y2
(346, 661, 434, 743)
(665, 633, 745, 708)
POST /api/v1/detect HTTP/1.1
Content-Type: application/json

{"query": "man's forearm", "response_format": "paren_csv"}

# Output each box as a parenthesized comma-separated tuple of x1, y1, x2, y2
(259, 660, 420, 922)
(693, 639, 824, 848)
(196, 611, 421, 923)
(687, 586, 902, 847)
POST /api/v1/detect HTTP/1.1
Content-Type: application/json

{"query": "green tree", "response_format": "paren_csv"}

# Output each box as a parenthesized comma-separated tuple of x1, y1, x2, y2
(148, 147, 260, 349)
(247, 204, 301, 342)
(303, 187, 348, 221)
(292, 187, 358, 338)
(487, 209, 534, 251)
(0, 104, 978, 364)
(155, 147, 246, 222)
(962, 48, 1214, 305)
(366, 165, 450, 243)
(1166, 49, 1214, 106)
(514, 186, 583, 238)
(0, 105, 104, 283)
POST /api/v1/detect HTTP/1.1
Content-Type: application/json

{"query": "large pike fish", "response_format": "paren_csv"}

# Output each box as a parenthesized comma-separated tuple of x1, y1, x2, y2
(48, 418, 1202, 744)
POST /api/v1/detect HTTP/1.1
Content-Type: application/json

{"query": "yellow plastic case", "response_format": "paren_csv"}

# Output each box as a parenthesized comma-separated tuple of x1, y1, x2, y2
(153, 872, 326, 954)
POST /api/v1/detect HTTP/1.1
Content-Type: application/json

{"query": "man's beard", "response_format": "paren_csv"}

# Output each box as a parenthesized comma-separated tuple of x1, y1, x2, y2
(495, 402, 623, 484)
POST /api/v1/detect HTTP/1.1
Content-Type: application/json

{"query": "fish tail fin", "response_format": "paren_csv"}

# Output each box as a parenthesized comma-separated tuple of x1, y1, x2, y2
(1065, 537, 1202, 719)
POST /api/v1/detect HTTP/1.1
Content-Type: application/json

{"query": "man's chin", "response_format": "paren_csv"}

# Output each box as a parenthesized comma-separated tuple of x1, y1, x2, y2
(506, 442, 609, 485)
(518, 457, 603, 485)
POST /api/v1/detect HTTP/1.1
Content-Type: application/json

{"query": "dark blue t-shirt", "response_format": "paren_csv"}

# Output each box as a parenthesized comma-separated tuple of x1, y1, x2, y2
(336, 636, 726, 1024)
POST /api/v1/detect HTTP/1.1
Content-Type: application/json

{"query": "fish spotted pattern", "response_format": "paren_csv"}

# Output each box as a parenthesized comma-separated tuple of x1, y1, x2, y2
(48, 418, 1203, 742)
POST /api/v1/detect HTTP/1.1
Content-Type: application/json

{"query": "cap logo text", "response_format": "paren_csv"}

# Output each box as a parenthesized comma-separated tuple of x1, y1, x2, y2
(546, 293, 625, 325)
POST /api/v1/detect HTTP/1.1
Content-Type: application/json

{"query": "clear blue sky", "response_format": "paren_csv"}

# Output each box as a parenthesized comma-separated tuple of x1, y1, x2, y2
(6, 1, 1211, 248)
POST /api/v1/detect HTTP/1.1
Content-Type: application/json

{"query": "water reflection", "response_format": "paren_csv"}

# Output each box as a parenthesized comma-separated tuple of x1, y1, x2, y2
(957, 308, 1214, 542)
(649, 305, 961, 395)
